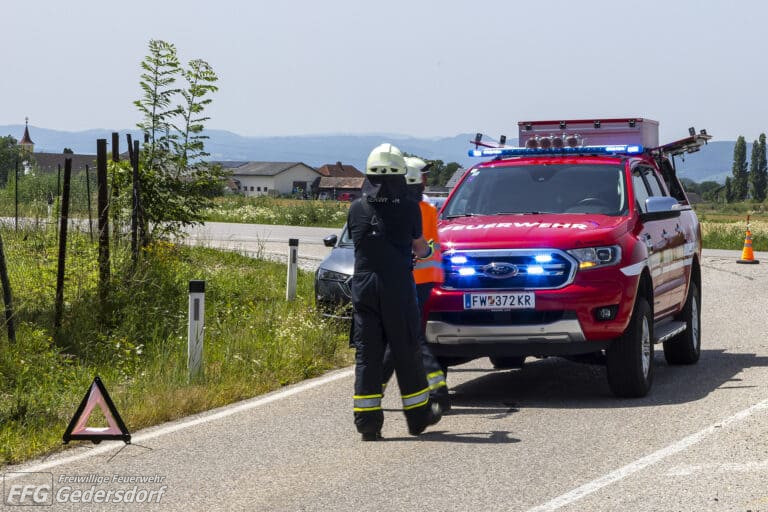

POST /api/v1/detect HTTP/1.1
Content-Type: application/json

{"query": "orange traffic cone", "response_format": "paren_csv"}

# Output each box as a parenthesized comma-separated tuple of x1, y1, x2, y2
(737, 217, 759, 264)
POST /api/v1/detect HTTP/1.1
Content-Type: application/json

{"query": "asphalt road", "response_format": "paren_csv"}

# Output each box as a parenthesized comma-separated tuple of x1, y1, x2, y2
(2, 228, 768, 511)
(183, 221, 339, 270)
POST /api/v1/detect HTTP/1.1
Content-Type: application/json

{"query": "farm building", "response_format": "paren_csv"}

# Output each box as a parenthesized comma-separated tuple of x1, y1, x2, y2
(218, 161, 321, 196)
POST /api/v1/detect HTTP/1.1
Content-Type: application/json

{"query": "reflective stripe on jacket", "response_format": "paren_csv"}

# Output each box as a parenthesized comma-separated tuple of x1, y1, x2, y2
(413, 201, 444, 285)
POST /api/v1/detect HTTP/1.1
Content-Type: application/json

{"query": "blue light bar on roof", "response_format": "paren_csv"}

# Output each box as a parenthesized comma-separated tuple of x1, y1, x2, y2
(468, 145, 644, 158)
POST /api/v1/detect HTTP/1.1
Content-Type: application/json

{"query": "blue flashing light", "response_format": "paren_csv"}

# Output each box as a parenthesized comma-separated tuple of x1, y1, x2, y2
(450, 255, 468, 265)
(468, 144, 644, 158)
(527, 265, 544, 275)
(534, 254, 553, 263)
(458, 267, 476, 276)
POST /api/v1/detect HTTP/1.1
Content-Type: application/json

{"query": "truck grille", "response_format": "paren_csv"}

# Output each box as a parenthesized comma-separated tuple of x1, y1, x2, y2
(442, 249, 576, 290)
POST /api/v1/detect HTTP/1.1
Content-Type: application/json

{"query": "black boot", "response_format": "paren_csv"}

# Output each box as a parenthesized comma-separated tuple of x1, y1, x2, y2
(431, 390, 451, 413)
(361, 432, 382, 441)
(407, 401, 442, 436)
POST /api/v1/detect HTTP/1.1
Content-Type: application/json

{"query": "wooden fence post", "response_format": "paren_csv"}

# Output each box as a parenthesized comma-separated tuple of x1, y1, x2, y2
(0, 230, 15, 343)
(111, 132, 120, 248)
(97, 139, 110, 306)
(131, 140, 140, 263)
(54, 158, 72, 334)
(85, 164, 93, 242)
(55, 163, 61, 234)
(14, 159, 19, 232)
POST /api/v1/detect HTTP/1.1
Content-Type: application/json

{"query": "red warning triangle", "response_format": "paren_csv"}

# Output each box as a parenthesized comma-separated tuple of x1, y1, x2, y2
(63, 376, 131, 444)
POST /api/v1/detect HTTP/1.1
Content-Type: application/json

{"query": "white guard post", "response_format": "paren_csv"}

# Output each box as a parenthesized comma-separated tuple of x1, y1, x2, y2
(286, 238, 299, 301)
(188, 280, 205, 381)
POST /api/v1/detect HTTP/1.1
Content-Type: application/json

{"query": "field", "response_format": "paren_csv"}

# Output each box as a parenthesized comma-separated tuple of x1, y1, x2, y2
(0, 225, 352, 464)
(203, 196, 349, 228)
(695, 203, 768, 251)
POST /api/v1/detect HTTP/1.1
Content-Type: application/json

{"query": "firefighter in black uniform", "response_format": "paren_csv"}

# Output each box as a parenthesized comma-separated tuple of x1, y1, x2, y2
(381, 157, 450, 412)
(348, 143, 442, 441)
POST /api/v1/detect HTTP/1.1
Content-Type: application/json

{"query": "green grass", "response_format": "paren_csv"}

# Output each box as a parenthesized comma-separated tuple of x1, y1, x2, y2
(0, 171, 96, 220)
(0, 226, 352, 465)
(203, 196, 348, 227)
(693, 203, 768, 251)
(693, 201, 768, 218)
(700, 220, 768, 251)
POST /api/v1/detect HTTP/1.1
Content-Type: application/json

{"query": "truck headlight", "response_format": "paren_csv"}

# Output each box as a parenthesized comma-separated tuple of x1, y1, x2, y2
(317, 268, 351, 282)
(567, 245, 622, 270)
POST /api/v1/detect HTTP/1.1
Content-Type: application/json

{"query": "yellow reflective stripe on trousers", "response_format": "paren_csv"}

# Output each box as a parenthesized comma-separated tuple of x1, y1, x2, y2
(401, 387, 430, 410)
(427, 370, 446, 390)
(353, 394, 382, 412)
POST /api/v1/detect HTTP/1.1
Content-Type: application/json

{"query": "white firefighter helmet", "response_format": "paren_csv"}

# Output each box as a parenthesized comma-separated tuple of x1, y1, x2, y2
(404, 156, 429, 185)
(366, 143, 406, 176)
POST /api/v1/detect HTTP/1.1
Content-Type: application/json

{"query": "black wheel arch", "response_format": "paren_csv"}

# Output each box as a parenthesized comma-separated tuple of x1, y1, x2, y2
(636, 268, 654, 317)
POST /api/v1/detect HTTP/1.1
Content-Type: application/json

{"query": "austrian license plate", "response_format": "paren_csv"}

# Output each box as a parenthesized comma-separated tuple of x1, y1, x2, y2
(463, 292, 535, 310)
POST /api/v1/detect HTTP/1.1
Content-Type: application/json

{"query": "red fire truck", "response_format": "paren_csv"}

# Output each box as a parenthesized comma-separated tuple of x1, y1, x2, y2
(428, 118, 709, 397)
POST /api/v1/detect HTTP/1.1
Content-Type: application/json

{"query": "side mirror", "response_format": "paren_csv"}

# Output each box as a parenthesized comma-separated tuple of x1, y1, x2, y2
(323, 235, 338, 248)
(640, 197, 681, 222)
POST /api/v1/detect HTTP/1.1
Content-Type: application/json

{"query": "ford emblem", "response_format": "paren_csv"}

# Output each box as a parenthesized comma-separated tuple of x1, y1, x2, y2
(482, 262, 519, 279)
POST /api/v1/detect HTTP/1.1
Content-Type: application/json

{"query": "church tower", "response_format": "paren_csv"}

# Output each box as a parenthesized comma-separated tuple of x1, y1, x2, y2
(19, 117, 35, 154)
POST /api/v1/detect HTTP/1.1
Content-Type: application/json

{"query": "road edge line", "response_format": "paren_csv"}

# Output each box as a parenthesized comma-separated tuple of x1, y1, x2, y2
(1, 367, 354, 479)
(526, 397, 768, 512)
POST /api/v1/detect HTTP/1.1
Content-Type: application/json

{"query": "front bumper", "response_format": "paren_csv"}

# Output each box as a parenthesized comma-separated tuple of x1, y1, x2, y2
(424, 267, 639, 356)
(426, 317, 585, 343)
(315, 277, 352, 319)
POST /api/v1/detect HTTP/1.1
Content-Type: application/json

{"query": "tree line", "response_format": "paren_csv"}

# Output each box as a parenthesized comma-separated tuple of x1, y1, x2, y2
(725, 134, 767, 203)
(683, 134, 767, 203)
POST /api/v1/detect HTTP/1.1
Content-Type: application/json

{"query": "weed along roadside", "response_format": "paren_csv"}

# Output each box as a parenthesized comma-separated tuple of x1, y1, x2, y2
(0, 225, 352, 465)
(203, 196, 349, 228)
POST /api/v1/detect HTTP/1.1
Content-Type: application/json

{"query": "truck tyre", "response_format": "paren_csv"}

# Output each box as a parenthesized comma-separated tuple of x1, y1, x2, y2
(606, 296, 653, 398)
(489, 356, 526, 369)
(663, 282, 701, 365)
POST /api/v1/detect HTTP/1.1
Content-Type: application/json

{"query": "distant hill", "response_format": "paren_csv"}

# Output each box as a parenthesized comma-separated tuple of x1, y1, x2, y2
(0, 125, 740, 184)
(672, 140, 744, 184)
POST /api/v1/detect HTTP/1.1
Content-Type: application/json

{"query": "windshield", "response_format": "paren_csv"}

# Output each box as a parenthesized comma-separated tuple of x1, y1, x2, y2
(443, 163, 627, 217)
(339, 225, 353, 246)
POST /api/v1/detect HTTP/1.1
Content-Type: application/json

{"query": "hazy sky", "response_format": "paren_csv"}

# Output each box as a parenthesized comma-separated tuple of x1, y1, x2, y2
(2, 0, 766, 142)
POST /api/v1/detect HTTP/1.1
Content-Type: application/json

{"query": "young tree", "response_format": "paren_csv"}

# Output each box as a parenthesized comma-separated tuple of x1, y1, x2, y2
(751, 133, 767, 202)
(134, 39, 181, 171)
(174, 59, 218, 177)
(731, 136, 748, 201)
(134, 39, 225, 241)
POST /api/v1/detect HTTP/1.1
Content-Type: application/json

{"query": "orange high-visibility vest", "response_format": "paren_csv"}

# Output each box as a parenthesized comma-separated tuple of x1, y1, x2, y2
(413, 200, 444, 285)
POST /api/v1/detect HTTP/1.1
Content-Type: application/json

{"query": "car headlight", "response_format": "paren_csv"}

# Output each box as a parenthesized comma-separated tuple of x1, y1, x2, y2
(567, 245, 622, 270)
(317, 268, 351, 282)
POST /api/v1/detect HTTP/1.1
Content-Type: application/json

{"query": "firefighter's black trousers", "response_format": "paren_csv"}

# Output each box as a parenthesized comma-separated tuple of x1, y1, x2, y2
(351, 271, 432, 434)
(382, 283, 448, 399)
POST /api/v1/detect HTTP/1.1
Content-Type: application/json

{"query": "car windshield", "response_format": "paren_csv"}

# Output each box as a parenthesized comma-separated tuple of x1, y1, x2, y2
(339, 225, 353, 246)
(443, 163, 627, 217)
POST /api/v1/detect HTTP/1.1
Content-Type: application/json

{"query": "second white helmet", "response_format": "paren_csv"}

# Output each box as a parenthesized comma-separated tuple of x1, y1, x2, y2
(404, 156, 429, 185)
(366, 143, 406, 176)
